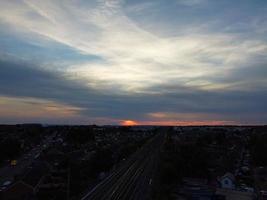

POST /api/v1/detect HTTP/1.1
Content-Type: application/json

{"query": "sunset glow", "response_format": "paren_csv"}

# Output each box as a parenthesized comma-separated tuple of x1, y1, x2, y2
(0, 0, 266, 125)
(120, 119, 237, 126)
(121, 120, 138, 126)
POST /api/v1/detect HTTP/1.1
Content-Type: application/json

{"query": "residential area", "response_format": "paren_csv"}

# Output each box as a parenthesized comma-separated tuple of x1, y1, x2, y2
(0, 125, 267, 200)
(154, 126, 267, 200)
(0, 124, 153, 199)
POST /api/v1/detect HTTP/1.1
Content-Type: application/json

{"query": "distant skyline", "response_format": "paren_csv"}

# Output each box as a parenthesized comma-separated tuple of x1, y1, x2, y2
(0, 0, 267, 125)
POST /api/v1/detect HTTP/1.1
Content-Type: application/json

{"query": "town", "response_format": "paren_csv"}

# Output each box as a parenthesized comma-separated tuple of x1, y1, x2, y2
(0, 125, 267, 200)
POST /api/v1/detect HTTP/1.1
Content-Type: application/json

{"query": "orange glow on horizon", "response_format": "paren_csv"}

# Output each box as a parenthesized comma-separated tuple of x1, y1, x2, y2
(120, 119, 235, 126)
(121, 120, 138, 126)
(129, 120, 236, 126)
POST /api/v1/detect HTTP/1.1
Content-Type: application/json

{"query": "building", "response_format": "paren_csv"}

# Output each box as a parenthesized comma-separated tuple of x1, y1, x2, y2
(216, 188, 255, 200)
(173, 178, 215, 200)
(0, 181, 34, 200)
(219, 173, 236, 190)
(0, 161, 50, 200)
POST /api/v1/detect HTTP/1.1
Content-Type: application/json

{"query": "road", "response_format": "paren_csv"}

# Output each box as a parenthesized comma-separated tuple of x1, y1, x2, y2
(0, 134, 55, 186)
(81, 132, 164, 200)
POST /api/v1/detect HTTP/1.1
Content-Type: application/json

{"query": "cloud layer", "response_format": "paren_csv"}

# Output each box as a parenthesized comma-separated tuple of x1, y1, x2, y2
(0, 0, 267, 125)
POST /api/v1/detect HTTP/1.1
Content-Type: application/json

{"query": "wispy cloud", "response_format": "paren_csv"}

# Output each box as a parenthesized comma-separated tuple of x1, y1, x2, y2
(0, 0, 266, 93)
(0, 0, 267, 124)
(176, 0, 208, 6)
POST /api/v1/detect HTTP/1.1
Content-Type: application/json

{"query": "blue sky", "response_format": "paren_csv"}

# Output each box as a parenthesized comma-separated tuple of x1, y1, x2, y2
(0, 0, 267, 125)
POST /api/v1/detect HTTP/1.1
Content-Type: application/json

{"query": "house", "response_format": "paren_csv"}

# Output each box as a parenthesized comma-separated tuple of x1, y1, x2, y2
(0, 161, 50, 200)
(173, 178, 215, 200)
(259, 190, 267, 200)
(0, 181, 34, 200)
(219, 173, 236, 190)
(216, 188, 255, 200)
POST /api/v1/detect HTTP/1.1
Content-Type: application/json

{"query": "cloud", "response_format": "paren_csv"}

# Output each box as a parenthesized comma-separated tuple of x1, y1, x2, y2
(0, 96, 82, 123)
(0, 0, 266, 93)
(176, 0, 208, 6)
(0, 0, 267, 124)
(0, 59, 267, 125)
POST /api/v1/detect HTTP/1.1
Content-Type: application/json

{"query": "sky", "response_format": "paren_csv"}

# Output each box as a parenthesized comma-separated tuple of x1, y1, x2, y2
(0, 0, 267, 125)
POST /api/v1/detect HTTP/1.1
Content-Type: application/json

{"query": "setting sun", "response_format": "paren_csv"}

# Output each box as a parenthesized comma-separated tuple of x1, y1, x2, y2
(121, 120, 138, 126)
